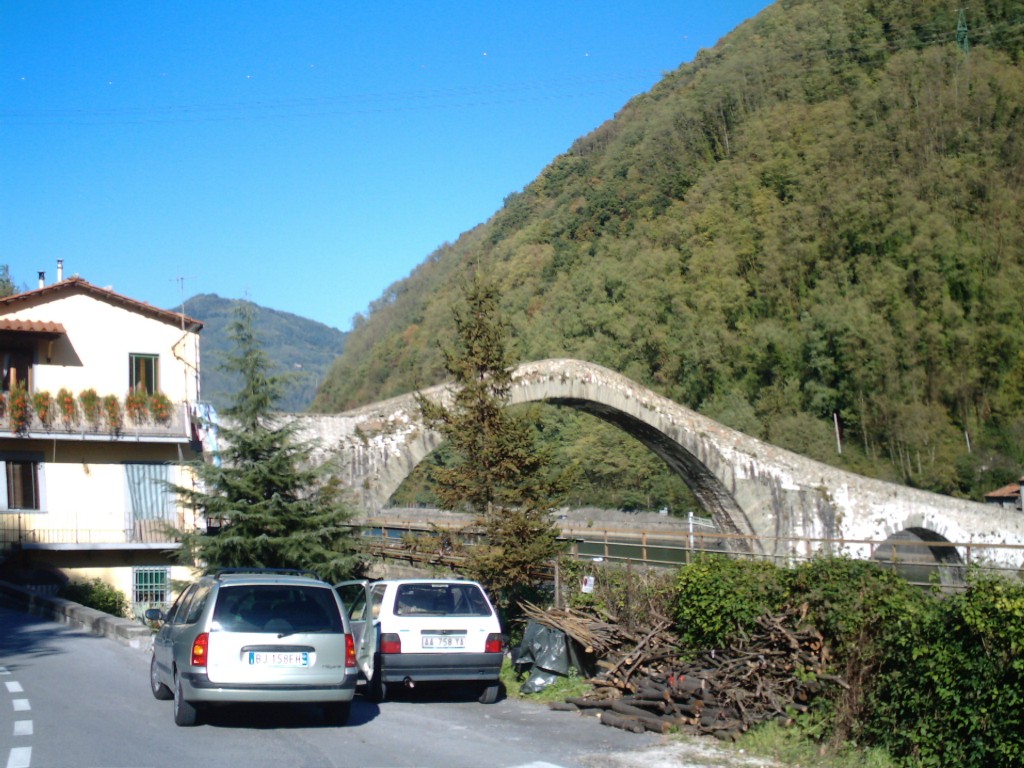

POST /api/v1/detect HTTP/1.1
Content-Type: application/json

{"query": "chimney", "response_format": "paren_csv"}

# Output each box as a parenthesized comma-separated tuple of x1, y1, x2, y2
(38, 271, 45, 289)
(57, 259, 64, 282)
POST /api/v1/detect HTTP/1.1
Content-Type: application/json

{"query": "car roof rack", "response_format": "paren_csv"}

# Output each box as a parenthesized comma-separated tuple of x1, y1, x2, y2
(211, 567, 322, 580)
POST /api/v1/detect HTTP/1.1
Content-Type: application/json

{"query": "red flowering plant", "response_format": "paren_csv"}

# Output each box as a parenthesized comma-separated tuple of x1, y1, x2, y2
(125, 389, 150, 425)
(32, 390, 53, 427)
(8, 384, 31, 434)
(149, 391, 172, 423)
(79, 388, 101, 428)
(103, 394, 123, 433)
(56, 387, 78, 427)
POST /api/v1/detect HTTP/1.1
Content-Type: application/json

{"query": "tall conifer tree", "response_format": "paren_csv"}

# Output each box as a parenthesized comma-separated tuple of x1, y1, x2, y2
(417, 275, 565, 610)
(174, 303, 363, 581)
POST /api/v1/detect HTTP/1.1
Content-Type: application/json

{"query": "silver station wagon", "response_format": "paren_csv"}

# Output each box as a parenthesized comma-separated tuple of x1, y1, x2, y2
(336, 578, 506, 704)
(146, 569, 358, 726)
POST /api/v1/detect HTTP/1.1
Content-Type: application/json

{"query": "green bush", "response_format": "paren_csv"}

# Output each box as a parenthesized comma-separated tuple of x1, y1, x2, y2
(863, 572, 1024, 768)
(60, 578, 129, 618)
(557, 555, 1022, 766)
(559, 556, 675, 633)
(671, 554, 788, 649)
(785, 557, 932, 746)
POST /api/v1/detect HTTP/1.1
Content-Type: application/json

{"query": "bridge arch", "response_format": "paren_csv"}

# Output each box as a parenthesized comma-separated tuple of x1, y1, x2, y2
(871, 527, 966, 588)
(296, 359, 1024, 568)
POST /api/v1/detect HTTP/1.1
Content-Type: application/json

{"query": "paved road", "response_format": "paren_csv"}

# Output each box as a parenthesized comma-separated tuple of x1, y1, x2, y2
(3, 604, 741, 768)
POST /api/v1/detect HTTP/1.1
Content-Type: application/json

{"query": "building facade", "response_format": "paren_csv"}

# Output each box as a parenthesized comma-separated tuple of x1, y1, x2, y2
(0, 271, 205, 616)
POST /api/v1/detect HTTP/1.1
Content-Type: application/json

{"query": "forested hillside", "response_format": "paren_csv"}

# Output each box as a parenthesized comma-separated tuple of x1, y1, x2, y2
(184, 294, 346, 413)
(313, 0, 1024, 504)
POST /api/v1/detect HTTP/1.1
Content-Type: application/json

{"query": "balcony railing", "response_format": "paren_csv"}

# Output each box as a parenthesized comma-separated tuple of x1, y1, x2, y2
(4, 401, 195, 441)
(0, 516, 182, 550)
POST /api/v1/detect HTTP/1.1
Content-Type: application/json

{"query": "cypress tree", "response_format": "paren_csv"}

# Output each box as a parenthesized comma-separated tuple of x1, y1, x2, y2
(416, 275, 565, 610)
(173, 303, 363, 582)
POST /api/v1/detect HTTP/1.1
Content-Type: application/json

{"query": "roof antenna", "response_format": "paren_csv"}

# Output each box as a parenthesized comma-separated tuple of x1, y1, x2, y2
(173, 275, 195, 330)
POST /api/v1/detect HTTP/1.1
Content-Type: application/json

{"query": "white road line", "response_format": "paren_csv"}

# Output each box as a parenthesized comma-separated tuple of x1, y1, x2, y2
(6, 746, 31, 768)
(3, 669, 33, 768)
(13, 721, 32, 737)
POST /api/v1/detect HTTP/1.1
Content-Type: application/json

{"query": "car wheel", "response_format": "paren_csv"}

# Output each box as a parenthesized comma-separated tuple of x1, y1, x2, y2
(368, 655, 387, 703)
(479, 682, 501, 704)
(150, 655, 173, 700)
(173, 672, 199, 727)
(323, 701, 351, 726)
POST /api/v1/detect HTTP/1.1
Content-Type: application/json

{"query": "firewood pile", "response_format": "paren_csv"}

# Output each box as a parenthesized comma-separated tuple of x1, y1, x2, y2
(525, 602, 848, 741)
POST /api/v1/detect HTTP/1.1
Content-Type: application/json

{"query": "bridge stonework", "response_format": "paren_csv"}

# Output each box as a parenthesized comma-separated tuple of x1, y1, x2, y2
(295, 359, 1024, 568)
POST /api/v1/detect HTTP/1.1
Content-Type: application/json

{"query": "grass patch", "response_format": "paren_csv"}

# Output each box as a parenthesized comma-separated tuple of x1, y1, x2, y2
(499, 657, 592, 703)
(729, 721, 898, 768)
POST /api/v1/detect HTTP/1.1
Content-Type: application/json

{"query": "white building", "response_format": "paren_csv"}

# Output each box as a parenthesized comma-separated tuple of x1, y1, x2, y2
(0, 269, 205, 616)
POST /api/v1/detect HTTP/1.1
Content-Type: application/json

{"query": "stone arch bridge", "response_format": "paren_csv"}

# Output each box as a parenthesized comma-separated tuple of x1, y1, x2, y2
(294, 359, 1024, 570)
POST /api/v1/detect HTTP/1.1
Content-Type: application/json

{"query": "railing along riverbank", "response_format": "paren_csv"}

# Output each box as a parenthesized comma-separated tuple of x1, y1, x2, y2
(360, 516, 1024, 589)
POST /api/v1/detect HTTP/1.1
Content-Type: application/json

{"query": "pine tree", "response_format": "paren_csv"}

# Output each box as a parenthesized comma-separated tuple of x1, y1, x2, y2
(416, 275, 565, 610)
(173, 303, 363, 582)
(0, 265, 15, 298)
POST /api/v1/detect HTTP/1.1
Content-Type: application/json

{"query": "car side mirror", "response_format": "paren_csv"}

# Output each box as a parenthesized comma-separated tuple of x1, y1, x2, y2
(144, 607, 166, 623)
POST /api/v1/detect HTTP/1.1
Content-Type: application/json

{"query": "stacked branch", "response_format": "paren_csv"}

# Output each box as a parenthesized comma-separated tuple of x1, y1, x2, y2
(535, 604, 847, 741)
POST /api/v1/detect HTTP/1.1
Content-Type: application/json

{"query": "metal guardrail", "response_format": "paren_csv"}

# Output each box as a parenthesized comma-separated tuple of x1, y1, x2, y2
(360, 517, 1024, 588)
(4, 515, 1020, 590)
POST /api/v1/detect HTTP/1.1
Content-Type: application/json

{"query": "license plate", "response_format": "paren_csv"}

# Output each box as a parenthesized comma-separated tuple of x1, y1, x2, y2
(422, 635, 464, 649)
(248, 651, 310, 667)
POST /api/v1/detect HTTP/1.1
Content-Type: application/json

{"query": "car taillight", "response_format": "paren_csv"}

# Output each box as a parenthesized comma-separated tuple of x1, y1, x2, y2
(484, 633, 505, 654)
(191, 632, 209, 667)
(345, 633, 357, 668)
(380, 632, 401, 654)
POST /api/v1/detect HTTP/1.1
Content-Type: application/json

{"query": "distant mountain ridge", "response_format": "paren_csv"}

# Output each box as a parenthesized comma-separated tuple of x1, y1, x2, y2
(180, 293, 346, 413)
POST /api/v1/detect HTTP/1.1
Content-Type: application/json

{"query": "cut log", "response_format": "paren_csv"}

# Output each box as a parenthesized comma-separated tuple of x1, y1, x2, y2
(599, 711, 647, 734)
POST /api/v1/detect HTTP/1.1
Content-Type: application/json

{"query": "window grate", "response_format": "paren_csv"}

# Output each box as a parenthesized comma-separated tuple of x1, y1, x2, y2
(133, 566, 170, 607)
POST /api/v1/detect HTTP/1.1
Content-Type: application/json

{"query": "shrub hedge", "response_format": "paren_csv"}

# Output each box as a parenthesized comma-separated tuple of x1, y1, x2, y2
(663, 555, 1024, 767)
(59, 578, 129, 619)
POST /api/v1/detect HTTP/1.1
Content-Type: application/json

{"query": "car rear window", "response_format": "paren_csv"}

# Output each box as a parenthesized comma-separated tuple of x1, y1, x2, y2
(212, 584, 344, 633)
(394, 583, 493, 617)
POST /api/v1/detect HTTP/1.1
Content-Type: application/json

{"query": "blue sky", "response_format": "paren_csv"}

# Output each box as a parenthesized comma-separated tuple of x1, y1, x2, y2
(1, 1, 770, 331)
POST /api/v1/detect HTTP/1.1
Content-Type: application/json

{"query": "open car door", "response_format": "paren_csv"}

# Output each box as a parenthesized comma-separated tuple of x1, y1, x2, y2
(335, 580, 375, 681)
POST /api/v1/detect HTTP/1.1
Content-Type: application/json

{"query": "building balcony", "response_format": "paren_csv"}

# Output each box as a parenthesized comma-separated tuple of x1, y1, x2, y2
(0, 516, 183, 553)
(3, 400, 198, 443)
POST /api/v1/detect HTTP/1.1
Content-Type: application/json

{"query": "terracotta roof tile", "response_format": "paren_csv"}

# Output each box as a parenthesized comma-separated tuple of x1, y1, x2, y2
(984, 482, 1021, 500)
(0, 319, 66, 334)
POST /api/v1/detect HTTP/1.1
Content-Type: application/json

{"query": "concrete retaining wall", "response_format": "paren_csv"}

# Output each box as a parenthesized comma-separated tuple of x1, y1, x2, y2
(0, 580, 153, 651)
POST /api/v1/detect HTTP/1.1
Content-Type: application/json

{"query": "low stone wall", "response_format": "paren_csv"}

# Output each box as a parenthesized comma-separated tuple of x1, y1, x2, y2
(0, 579, 153, 651)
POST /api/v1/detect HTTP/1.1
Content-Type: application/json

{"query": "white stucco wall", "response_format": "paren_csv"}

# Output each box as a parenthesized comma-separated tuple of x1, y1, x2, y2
(3, 289, 199, 404)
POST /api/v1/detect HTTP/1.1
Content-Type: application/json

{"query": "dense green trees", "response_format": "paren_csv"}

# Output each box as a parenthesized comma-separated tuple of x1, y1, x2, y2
(173, 304, 363, 582)
(314, 0, 1024, 503)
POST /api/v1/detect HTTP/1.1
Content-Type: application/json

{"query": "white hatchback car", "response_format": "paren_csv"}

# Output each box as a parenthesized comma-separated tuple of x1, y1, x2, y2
(336, 578, 506, 703)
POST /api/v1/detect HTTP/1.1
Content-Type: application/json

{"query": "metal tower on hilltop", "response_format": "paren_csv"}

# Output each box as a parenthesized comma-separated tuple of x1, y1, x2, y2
(956, 8, 970, 54)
